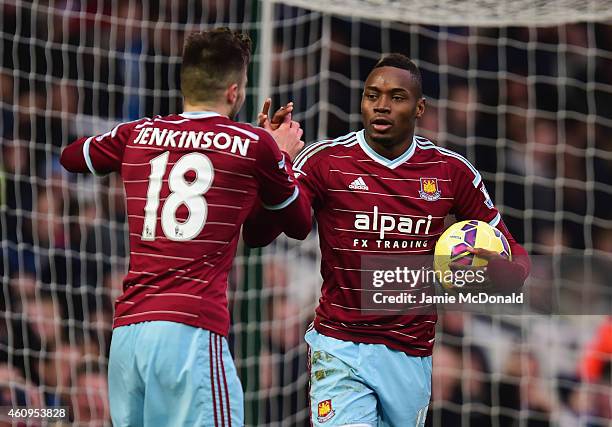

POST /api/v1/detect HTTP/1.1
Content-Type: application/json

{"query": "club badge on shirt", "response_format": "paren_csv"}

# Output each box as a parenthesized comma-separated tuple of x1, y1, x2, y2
(317, 399, 335, 423)
(419, 177, 441, 201)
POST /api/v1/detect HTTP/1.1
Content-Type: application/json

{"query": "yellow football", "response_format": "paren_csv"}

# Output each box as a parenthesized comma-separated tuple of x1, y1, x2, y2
(434, 220, 511, 289)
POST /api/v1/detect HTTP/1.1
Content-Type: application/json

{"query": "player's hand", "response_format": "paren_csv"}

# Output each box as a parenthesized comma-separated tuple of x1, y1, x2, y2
(258, 98, 294, 132)
(448, 247, 504, 292)
(467, 247, 505, 262)
(271, 120, 304, 160)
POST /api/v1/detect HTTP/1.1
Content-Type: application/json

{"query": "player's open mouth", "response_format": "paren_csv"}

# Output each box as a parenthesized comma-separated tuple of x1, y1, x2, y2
(370, 117, 393, 133)
(371, 118, 393, 133)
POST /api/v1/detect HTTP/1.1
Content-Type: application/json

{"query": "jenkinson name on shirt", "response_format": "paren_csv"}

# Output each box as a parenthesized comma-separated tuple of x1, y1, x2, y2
(133, 127, 251, 156)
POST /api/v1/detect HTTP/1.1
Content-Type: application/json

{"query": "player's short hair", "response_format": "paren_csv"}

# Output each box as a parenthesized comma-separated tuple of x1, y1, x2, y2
(181, 28, 252, 104)
(374, 53, 423, 97)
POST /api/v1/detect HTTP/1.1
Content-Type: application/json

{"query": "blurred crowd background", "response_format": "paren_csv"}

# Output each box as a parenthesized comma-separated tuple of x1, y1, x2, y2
(1, 1, 611, 426)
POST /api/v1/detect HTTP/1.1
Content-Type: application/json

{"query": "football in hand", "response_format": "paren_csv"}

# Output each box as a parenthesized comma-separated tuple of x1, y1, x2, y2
(434, 220, 511, 289)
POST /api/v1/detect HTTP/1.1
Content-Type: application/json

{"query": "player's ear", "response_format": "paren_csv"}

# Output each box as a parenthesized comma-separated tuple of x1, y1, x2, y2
(415, 97, 426, 119)
(226, 83, 239, 104)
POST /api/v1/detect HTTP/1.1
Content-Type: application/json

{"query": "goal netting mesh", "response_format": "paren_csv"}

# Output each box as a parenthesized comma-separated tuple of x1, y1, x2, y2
(1, 1, 611, 426)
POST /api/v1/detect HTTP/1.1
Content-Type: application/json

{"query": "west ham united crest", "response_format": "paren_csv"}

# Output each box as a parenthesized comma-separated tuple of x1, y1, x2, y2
(419, 177, 441, 201)
(317, 399, 335, 423)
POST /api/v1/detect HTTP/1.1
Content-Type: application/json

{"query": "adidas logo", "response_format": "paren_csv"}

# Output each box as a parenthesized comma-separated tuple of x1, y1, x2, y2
(348, 177, 369, 191)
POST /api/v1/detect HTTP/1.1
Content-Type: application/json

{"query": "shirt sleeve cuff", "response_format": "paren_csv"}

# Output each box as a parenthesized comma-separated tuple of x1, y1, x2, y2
(488, 212, 501, 227)
(83, 137, 102, 176)
(262, 186, 299, 210)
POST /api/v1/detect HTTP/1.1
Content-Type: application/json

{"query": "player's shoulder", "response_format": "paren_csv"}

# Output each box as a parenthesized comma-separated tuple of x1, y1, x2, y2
(211, 117, 271, 142)
(414, 135, 482, 185)
(149, 113, 265, 142)
(293, 131, 359, 172)
(118, 115, 168, 130)
(94, 116, 157, 141)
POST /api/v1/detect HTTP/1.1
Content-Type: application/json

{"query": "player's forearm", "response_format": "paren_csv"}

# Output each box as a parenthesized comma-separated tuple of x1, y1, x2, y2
(243, 203, 284, 247)
(60, 137, 90, 173)
(488, 245, 529, 290)
(243, 188, 312, 247)
(279, 187, 312, 240)
(277, 160, 313, 240)
(489, 221, 531, 291)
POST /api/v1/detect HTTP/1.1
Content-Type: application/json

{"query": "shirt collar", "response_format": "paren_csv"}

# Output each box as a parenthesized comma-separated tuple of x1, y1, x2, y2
(179, 111, 224, 119)
(356, 129, 417, 169)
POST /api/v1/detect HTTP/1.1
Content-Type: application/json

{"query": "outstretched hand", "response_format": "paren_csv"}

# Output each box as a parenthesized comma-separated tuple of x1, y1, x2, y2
(258, 98, 303, 160)
(258, 98, 294, 131)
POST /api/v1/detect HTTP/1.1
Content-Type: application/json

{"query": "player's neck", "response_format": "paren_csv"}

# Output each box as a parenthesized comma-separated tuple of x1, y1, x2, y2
(364, 133, 414, 160)
(183, 102, 230, 118)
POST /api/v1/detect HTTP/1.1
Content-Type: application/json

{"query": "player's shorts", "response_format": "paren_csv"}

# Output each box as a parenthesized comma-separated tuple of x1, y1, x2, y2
(108, 321, 243, 427)
(305, 328, 431, 427)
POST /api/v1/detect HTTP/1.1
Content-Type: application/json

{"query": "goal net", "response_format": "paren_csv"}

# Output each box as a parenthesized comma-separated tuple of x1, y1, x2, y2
(1, 0, 611, 426)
